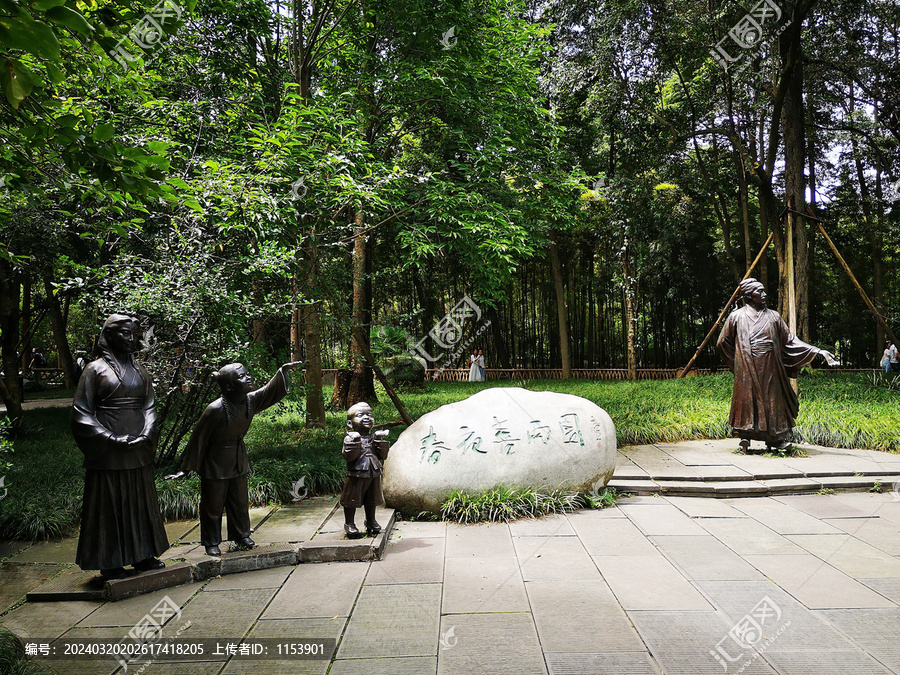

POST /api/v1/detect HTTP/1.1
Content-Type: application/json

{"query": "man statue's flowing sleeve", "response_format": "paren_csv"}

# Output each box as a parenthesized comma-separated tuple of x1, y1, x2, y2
(716, 312, 737, 371)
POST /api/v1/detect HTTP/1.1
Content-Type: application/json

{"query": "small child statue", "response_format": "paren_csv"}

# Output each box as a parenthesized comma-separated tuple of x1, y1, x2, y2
(341, 402, 390, 538)
(167, 361, 302, 556)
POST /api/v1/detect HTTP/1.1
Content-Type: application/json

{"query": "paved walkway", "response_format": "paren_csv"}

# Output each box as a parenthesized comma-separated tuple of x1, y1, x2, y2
(612, 439, 900, 497)
(0, 396, 72, 413)
(2, 442, 900, 674)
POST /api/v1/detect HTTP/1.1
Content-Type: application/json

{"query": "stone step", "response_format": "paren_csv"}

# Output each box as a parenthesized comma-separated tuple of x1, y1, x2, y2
(608, 475, 900, 498)
(26, 501, 397, 603)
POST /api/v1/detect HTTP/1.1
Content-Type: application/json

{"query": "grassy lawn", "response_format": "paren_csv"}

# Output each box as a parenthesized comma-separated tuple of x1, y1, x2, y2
(2, 372, 897, 541)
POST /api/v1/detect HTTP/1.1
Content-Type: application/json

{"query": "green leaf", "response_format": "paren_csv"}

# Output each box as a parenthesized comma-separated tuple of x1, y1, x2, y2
(0, 13, 61, 60)
(44, 61, 65, 84)
(45, 6, 93, 35)
(93, 122, 114, 141)
(183, 198, 203, 214)
(146, 140, 169, 153)
(1, 58, 34, 109)
(56, 113, 78, 127)
(34, 0, 67, 9)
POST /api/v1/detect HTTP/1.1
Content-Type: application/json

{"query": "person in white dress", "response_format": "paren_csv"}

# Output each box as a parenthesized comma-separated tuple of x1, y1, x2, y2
(468, 348, 480, 382)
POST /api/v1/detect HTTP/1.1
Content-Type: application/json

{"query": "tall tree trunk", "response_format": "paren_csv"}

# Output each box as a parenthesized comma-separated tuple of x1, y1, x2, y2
(549, 242, 571, 378)
(0, 261, 23, 422)
(301, 228, 326, 427)
(622, 249, 637, 381)
(779, 3, 812, 340)
(851, 111, 883, 355)
(486, 305, 510, 369)
(20, 274, 30, 371)
(343, 209, 376, 406)
(43, 276, 76, 388)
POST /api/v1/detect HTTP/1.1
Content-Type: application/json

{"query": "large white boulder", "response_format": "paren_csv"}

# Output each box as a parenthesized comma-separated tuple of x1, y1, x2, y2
(383, 387, 616, 515)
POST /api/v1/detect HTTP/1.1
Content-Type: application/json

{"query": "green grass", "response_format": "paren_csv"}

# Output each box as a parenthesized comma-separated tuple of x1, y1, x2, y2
(0, 628, 57, 674)
(378, 372, 900, 452)
(3, 372, 899, 539)
(439, 485, 619, 524)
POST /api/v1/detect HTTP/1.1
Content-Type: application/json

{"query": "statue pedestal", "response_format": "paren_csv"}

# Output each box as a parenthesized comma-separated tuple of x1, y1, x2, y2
(26, 563, 193, 603)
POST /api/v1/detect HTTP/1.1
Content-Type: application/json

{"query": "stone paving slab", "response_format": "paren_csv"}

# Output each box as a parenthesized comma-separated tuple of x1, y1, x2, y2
(774, 494, 870, 518)
(569, 514, 659, 556)
(656, 441, 735, 466)
(695, 580, 852, 652)
(442, 555, 528, 614)
(696, 517, 807, 555)
(297, 505, 395, 562)
(544, 652, 660, 675)
(165, 519, 200, 544)
(224, 617, 343, 675)
(392, 521, 447, 539)
(176, 588, 277, 640)
(692, 464, 753, 479)
(526, 579, 644, 652)
(330, 656, 437, 675)
(618, 503, 709, 536)
(741, 554, 896, 609)
(0, 563, 65, 612)
(619, 445, 700, 479)
(508, 514, 576, 537)
(786, 534, 900, 578)
(46, 625, 125, 675)
(829, 491, 900, 516)
(262, 561, 369, 620)
(143, 663, 223, 674)
(7, 537, 79, 563)
(25, 567, 105, 602)
(444, 522, 516, 558)
(204, 565, 292, 591)
(251, 498, 335, 544)
(592, 555, 713, 610)
(824, 516, 900, 555)
(728, 498, 844, 534)
(761, 649, 893, 674)
(436, 612, 546, 675)
(365, 535, 445, 585)
(859, 578, 900, 604)
(337, 583, 441, 659)
(649, 536, 764, 581)
(666, 496, 746, 518)
(1, 599, 99, 640)
(721, 452, 803, 478)
(0, 540, 32, 559)
(513, 536, 599, 582)
(628, 610, 776, 674)
(817, 607, 900, 669)
(76, 582, 198, 628)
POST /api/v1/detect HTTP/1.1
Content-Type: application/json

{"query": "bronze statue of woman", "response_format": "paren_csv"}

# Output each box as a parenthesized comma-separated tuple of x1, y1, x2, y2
(72, 313, 169, 579)
(717, 279, 838, 452)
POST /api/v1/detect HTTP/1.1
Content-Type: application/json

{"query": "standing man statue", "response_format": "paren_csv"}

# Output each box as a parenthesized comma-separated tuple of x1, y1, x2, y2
(716, 278, 839, 452)
(167, 361, 302, 556)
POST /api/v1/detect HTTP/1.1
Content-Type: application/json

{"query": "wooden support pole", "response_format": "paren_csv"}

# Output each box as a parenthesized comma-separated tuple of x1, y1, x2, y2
(352, 326, 415, 427)
(785, 203, 798, 394)
(816, 222, 900, 349)
(678, 232, 774, 378)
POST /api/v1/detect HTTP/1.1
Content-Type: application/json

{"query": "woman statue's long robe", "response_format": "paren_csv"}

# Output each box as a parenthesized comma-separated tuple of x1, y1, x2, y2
(716, 305, 820, 445)
(72, 358, 169, 570)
